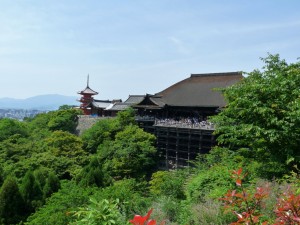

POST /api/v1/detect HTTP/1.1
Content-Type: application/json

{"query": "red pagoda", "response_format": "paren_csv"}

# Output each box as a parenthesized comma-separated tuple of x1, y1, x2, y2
(78, 75, 98, 115)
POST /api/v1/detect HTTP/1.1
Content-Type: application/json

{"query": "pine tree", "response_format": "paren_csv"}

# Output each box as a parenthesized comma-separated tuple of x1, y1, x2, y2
(43, 171, 60, 199)
(20, 170, 43, 214)
(0, 176, 25, 224)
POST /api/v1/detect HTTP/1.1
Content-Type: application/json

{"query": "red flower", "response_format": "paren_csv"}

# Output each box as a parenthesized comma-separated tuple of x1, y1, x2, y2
(129, 209, 165, 225)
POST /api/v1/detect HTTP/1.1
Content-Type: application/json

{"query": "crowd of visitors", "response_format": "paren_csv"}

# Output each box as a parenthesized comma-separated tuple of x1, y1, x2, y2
(154, 117, 215, 129)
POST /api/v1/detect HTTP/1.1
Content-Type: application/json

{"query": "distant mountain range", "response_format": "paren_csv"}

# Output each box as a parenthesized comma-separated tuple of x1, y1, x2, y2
(0, 94, 78, 110)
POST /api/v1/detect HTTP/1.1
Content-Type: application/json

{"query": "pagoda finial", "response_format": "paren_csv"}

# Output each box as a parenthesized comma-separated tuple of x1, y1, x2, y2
(87, 74, 90, 87)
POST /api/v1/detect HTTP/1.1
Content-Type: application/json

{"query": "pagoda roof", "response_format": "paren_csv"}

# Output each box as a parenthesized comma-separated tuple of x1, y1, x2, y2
(78, 85, 98, 95)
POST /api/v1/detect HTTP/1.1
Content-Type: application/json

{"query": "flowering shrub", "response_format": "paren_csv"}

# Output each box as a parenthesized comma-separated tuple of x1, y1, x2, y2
(274, 189, 300, 224)
(129, 209, 165, 225)
(220, 168, 270, 224)
(221, 168, 300, 225)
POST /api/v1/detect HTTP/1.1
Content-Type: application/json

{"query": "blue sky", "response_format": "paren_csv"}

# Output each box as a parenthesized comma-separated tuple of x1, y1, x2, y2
(1, 0, 299, 100)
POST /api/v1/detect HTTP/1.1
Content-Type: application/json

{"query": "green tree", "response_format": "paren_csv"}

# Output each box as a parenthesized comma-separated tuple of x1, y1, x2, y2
(76, 157, 106, 188)
(212, 54, 300, 177)
(25, 181, 92, 225)
(0, 176, 25, 224)
(0, 118, 29, 142)
(47, 109, 81, 133)
(116, 107, 136, 128)
(45, 131, 87, 178)
(149, 169, 188, 200)
(46, 130, 85, 158)
(26, 112, 53, 131)
(43, 171, 61, 199)
(59, 105, 76, 110)
(81, 108, 136, 154)
(20, 170, 43, 214)
(81, 118, 120, 154)
(99, 125, 156, 178)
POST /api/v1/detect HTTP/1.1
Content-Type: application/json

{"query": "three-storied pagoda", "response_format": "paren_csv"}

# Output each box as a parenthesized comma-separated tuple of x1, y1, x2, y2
(78, 75, 98, 115)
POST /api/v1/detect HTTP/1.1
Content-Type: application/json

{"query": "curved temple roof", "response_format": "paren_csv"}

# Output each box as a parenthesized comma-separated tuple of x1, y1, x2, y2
(78, 86, 98, 95)
(154, 72, 243, 108)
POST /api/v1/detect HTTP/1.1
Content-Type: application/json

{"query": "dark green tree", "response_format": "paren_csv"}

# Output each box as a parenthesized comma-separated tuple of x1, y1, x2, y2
(20, 170, 43, 214)
(0, 177, 25, 224)
(212, 54, 300, 177)
(76, 157, 106, 187)
(0, 167, 3, 187)
(43, 171, 61, 199)
(26, 181, 92, 225)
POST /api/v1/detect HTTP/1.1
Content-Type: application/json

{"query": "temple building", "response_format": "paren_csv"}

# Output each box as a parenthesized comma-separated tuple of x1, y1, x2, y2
(77, 72, 243, 168)
(77, 76, 123, 116)
(130, 72, 243, 168)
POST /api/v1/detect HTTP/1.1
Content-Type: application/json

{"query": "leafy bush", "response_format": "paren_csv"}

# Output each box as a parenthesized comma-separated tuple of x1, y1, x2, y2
(71, 198, 127, 225)
(25, 181, 94, 225)
(92, 178, 150, 218)
(99, 125, 156, 179)
(149, 169, 188, 200)
(186, 164, 234, 202)
(0, 118, 29, 142)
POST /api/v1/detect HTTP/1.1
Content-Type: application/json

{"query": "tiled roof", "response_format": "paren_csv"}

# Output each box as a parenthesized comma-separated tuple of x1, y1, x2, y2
(106, 103, 130, 111)
(155, 72, 243, 108)
(91, 100, 112, 109)
(78, 86, 98, 95)
(124, 95, 145, 104)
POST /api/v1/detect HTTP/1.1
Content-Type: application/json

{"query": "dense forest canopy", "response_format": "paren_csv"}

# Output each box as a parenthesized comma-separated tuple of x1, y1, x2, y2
(0, 54, 299, 224)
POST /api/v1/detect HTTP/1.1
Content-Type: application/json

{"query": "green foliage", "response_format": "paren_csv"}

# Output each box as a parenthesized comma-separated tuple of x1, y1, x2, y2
(150, 196, 182, 223)
(186, 164, 234, 202)
(0, 176, 25, 224)
(71, 198, 127, 225)
(149, 169, 188, 200)
(59, 105, 76, 110)
(0, 118, 29, 142)
(212, 54, 300, 176)
(81, 118, 120, 154)
(99, 125, 157, 178)
(42, 171, 61, 199)
(93, 178, 150, 218)
(47, 109, 81, 133)
(0, 167, 3, 187)
(81, 108, 136, 154)
(20, 170, 43, 214)
(187, 198, 235, 225)
(45, 131, 87, 178)
(46, 130, 85, 158)
(76, 157, 108, 188)
(26, 181, 93, 225)
(116, 107, 136, 128)
(26, 112, 53, 132)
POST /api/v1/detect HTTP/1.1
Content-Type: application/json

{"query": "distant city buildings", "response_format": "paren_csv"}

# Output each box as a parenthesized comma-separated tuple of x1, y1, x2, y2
(0, 109, 47, 120)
